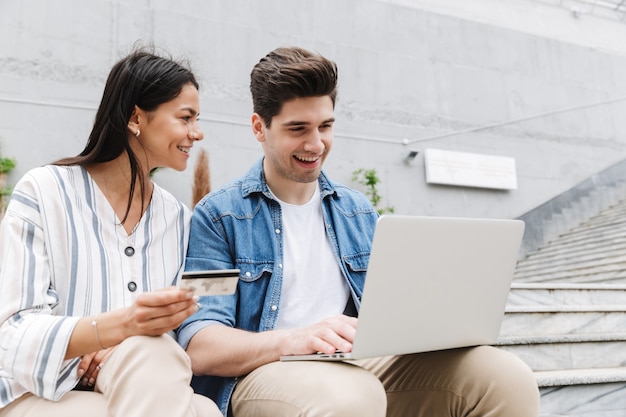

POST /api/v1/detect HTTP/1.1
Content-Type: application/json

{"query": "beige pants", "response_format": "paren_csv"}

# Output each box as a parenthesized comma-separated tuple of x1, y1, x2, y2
(0, 335, 221, 417)
(232, 345, 540, 417)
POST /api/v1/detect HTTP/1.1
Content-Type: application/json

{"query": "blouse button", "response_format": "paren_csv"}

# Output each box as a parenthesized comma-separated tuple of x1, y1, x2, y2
(245, 272, 251, 278)
(124, 246, 135, 257)
(271, 305, 277, 311)
(275, 229, 280, 234)
(127, 281, 137, 292)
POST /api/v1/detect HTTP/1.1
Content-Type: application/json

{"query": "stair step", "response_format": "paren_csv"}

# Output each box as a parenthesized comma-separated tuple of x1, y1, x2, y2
(507, 283, 626, 306)
(496, 335, 626, 371)
(508, 283, 626, 306)
(514, 266, 626, 284)
(503, 283, 626, 337)
(500, 308, 626, 337)
(506, 305, 626, 313)
(513, 274, 626, 284)
(516, 239, 626, 268)
(535, 367, 626, 387)
(516, 251, 626, 277)
(537, 368, 626, 417)
(497, 332, 626, 345)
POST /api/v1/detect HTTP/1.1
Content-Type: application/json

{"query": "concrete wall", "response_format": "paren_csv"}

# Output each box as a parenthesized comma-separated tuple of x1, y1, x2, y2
(2, 0, 626, 218)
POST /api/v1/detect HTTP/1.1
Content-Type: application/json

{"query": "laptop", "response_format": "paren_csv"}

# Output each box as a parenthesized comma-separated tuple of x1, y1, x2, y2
(280, 215, 524, 361)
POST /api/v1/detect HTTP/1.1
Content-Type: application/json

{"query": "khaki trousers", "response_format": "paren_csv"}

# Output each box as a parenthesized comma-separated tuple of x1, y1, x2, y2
(0, 335, 221, 417)
(232, 345, 540, 417)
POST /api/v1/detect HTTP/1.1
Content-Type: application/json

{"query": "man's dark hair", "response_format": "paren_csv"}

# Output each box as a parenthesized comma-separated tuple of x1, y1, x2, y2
(250, 46, 338, 127)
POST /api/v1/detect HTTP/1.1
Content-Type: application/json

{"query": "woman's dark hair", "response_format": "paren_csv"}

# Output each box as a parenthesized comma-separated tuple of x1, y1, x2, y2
(55, 46, 198, 224)
(250, 46, 338, 128)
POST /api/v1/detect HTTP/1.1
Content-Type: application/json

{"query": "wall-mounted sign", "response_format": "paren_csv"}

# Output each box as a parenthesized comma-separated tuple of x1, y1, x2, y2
(424, 148, 517, 190)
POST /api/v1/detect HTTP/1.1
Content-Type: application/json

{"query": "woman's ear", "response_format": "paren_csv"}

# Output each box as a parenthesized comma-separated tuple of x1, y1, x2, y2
(127, 105, 141, 137)
(251, 113, 265, 143)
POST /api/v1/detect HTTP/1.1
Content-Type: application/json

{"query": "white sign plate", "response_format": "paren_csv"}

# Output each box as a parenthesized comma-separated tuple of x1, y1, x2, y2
(424, 148, 517, 190)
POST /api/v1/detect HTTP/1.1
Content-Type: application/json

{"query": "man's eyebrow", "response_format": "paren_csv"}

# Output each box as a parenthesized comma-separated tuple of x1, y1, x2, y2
(282, 117, 335, 127)
(282, 120, 308, 127)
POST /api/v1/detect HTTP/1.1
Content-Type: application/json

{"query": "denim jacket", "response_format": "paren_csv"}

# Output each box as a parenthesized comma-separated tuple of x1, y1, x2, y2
(177, 158, 378, 415)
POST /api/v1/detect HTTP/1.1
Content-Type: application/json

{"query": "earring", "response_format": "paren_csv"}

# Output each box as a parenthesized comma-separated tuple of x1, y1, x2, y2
(135, 129, 140, 138)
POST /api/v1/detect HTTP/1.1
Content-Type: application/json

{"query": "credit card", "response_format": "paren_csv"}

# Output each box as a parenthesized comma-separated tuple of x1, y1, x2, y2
(179, 269, 240, 296)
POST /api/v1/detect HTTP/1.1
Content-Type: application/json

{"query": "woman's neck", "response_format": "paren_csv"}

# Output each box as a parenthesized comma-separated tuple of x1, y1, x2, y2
(86, 155, 153, 234)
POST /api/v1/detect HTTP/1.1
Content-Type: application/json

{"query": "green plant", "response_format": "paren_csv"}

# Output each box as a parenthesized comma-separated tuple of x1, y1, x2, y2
(0, 156, 16, 218)
(351, 168, 395, 215)
(0, 157, 15, 174)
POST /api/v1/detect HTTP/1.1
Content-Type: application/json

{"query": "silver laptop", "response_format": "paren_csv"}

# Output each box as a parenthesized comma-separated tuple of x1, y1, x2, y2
(280, 215, 524, 361)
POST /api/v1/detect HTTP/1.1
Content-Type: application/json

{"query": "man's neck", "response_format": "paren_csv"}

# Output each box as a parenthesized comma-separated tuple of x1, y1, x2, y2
(265, 175, 317, 205)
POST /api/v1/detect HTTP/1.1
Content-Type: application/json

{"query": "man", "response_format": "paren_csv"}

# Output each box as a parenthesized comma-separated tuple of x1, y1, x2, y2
(178, 46, 540, 417)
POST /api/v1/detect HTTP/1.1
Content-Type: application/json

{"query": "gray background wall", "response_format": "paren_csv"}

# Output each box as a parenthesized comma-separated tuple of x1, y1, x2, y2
(2, 0, 626, 219)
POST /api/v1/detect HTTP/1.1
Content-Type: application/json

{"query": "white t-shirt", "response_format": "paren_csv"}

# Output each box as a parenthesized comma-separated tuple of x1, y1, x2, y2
(272, 184, 349, 329)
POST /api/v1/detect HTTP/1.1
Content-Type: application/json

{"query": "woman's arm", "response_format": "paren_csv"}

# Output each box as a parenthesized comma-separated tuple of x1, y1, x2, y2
(65, 288, 199, 359)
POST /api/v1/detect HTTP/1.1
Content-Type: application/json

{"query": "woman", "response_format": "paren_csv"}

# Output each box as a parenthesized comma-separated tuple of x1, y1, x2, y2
(0, 48, 221, 416)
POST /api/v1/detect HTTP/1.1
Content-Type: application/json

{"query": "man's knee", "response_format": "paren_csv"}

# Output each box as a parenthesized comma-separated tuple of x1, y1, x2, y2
(464, 346, 540, 412)
(311, 365, 386, 416)
(233, 361, 386, 417)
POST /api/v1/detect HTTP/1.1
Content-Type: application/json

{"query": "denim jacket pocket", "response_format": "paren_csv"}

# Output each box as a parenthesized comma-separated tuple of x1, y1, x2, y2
(342, 252, 369, 303)
(343, 252, 370, 273)
(236, 260, 274, 283)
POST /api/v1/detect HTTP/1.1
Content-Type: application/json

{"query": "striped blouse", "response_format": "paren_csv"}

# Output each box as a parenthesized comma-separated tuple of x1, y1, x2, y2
(0, 165, 191, 407)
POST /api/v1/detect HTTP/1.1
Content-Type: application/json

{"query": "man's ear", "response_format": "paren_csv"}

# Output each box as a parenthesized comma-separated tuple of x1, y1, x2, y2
(251, 113, 266, 143)
(127, 105, 141, 137)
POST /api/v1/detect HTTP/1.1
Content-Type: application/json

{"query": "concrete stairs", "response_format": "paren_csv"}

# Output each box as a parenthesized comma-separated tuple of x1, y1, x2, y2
(518, 158, 626, 259)
(499, 198, 626, 416)
(499, 283, 626, 416)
